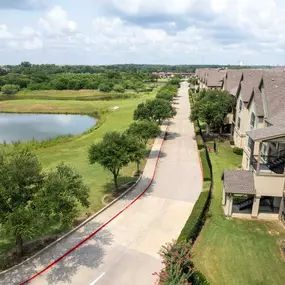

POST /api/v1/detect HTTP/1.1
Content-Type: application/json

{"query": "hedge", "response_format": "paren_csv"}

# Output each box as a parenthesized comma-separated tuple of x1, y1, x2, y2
(177, 120, 212, 244)
(200, 149, 211, 181)
(177, 190, 210, 243)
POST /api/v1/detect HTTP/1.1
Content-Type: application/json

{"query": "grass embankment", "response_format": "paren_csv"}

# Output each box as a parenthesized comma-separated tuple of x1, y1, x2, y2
(192, 140, 285, 285)
(13, 90, 137, 101)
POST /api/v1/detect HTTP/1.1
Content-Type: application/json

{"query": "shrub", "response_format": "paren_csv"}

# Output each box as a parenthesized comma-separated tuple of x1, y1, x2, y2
(200, 149, 211, 181)
(156, 92, 174, 101)
(1, 84, 20, 95)
(113, 84, 125, 93)
(177, 191, 210, 243)
(98, 83, 112, 92)
(154, 241, 209, 285)
(233, 147, 243, 156)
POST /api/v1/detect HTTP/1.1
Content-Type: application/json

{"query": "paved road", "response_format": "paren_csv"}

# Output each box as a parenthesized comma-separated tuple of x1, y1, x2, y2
(1, 82, 202, 285)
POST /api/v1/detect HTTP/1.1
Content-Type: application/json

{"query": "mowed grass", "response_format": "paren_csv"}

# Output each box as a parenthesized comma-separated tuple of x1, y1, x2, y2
(192, 141, 285, 285)
(15, 89, 137, 100)
(0, 93, 155, 215)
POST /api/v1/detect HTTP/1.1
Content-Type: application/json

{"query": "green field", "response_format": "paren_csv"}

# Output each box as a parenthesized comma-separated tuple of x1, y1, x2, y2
(0, 92, 155, 214)
(0, 91, 158, 262)
(192, 141, 285, 285)
(12, 89, 138, 101)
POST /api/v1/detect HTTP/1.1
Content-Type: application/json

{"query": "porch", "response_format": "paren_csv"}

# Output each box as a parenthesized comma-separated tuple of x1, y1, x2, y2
(247, 126, 285, 175)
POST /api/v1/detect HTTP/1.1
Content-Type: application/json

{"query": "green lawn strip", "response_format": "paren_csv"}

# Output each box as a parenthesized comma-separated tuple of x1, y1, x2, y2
(14, 89, 138, 101)
(192, 140, 285, 285)
(0, 93, 156, 258)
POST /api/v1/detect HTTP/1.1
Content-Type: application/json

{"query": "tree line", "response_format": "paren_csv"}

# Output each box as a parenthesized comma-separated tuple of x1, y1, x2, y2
(0, 71, 157, 95)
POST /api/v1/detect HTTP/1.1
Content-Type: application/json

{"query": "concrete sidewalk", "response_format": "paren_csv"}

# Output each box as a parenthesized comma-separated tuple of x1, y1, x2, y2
(0, 82, 202, 285)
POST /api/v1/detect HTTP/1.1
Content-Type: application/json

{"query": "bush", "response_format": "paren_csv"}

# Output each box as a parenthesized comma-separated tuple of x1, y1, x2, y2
(1, 84, 20, 95)
(113, 84, 125, 93)
(156, 92, 174, 101)
(98, 83, 112, 92)
(200, 149, 211, 181)
(233, 147, 243, 156)
(154, 241, 209, 285)
(177, 191, 210, 243)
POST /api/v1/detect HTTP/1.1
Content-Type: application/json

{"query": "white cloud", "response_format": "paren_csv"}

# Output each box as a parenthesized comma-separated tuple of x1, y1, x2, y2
(23, 37, 43, 50)
(0, 24, 13, 39)
(39, 6, 77, 35)
(20, 26, 41, 38)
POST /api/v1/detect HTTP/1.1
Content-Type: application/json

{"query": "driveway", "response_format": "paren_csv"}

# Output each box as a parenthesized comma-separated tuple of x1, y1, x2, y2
(0, 82, 202, 285)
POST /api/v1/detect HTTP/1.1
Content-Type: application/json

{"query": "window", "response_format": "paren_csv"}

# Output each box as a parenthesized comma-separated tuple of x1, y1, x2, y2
(239, 100, 243, 112)
(250, 113, 256, 129)
(248, 137, 254, 150)
(237, 117, 241, 129)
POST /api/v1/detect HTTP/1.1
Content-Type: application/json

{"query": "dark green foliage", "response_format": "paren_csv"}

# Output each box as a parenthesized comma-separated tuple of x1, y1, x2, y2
(200, 149, 211, 181)
(134, 99, 176, 124)
(177, 191, 210, 243)
(88, 132, 145, 191)
(233, 147, 243, 155)
(125, 121, 160, 144)
(190, 89, 235, 134)
(0, 148, 89, 257)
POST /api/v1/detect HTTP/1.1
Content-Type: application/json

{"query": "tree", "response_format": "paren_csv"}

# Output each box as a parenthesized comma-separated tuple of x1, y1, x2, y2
(98, 83, 112, 92)
(126, 121, 160, 144)
(125, 136, 146, 174)
(113, 84, 125, 93)
(134, 99, 176, 124)
(1, 84, 20, 96)
(190, 89, 234, 134)
(89, 132, 145, 191)
(0, 149, 89, 257)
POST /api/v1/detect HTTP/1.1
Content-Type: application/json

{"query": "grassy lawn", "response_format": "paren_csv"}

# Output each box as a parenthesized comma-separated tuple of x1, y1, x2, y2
(14, 89, 138, 100)
(0, 92, 157, 261)
(192, 141, 285, 285)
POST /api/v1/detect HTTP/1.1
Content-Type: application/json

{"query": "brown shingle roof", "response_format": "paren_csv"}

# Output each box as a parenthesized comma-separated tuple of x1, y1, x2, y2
(248, 87, 264, 117)
(206, 69, 226, 87)
(247, 126, 285, 141)
(222, 170, 255, 195)
(262, 72, 285, 124)
(239, 69, 263, 102)
(224, 70, 242, 96)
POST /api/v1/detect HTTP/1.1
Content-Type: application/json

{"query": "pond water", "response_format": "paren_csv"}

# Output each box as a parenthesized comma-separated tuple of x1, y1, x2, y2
(0, 113, 96, 143)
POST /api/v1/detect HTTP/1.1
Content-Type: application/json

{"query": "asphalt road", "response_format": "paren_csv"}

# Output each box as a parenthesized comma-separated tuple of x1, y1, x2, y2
(1, 82, 202, 285)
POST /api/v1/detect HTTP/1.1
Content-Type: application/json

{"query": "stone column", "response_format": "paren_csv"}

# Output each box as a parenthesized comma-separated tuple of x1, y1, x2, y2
(251, 196, 261, 218)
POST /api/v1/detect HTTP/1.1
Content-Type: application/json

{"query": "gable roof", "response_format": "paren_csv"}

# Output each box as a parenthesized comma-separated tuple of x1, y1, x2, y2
(224, 70, 242, 96)
(247, 87, 264, 117)
(206, 69, 226, 87)
(262, 72, 285, 125)
(222, 170, 255, 195)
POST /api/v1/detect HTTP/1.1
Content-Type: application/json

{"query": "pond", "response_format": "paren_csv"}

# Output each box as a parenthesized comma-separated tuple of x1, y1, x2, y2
(0, 113, 96, 143)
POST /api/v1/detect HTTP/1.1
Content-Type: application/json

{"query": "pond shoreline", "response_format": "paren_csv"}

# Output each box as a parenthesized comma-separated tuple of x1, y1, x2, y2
(0, 110, 103, 149)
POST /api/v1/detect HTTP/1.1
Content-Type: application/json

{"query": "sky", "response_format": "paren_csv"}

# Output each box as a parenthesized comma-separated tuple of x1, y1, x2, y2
(0, 0, 284, 65)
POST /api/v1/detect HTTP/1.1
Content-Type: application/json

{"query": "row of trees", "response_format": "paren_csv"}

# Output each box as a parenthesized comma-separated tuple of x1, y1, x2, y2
(190, 89, 235, 134)
(0, 72, 155, 93)
(89, 81, 178, 192)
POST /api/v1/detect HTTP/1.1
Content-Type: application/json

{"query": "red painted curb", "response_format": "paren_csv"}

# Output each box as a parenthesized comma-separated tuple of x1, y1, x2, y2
(18, 128, 168, 285)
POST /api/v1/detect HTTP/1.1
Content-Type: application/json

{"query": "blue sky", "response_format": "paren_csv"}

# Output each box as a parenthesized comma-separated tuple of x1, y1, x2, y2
(0, 0, 284, 65)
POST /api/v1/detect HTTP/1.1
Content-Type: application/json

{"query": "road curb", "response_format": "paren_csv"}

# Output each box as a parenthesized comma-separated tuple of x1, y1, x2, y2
(2, 124, 168, 285)
(0, 176, 142, 278)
